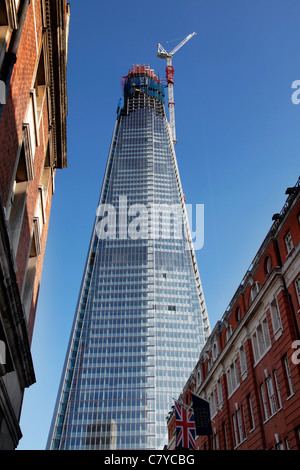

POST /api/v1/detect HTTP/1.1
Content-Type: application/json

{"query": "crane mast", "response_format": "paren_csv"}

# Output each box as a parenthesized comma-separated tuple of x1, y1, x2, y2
(157, 32, 196, 146)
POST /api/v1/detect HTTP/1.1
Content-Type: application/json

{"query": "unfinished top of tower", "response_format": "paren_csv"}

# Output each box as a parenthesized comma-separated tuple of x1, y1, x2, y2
(121, 64, 165, 117)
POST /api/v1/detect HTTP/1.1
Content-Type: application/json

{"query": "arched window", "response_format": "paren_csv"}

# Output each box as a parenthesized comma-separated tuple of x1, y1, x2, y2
(249, 281, 260, 306)
(212, 341, 219, 360)
(235, 307, 241, 324)
(196, 367, 202, 386)
(264, 256, 272, 275)
(225, 325, 233, 344)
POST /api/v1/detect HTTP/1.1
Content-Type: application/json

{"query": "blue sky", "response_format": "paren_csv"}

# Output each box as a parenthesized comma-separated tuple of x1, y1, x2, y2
(17, 0, 299, 449)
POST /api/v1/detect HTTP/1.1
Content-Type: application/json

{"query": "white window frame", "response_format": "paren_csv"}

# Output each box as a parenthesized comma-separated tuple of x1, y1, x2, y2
(273, 370, 282, 409)
(232, 414, 238, 447)
(212, 341, 219, 360)
(266, 376, 277, 416)
(249, 281, 260, 305)
(217, 377, 223, 408)
(265, 256, 272, 274)
(196, 367, 202, 387)
(236, 408, 244, 443)
(239, 343, 247, 378)
(227, 359, 240, 397)
(270, 298, 282, 338)
(252, 317, 271, 365)
(284, 355, 294, 398)
(248, 394, 255, 431)
(284, 230, 294, 256)
(260, 383, 269, 421)
(209, 387, 218, 419)
(225, 325, 233, 344)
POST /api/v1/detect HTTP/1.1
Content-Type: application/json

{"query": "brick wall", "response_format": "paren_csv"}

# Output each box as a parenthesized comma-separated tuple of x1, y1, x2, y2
(0, 0, 69, 448)
(167, 183, 300, 450)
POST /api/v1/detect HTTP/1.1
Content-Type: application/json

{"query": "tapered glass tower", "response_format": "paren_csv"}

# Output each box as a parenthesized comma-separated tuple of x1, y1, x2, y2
(47, 65, 210, 450)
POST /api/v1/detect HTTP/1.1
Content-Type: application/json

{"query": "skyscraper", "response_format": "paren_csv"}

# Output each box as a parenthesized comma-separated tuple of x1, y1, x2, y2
(47, 65, 210, 450)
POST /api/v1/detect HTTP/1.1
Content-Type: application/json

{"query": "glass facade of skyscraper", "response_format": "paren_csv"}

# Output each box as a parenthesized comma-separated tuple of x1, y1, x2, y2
(47, 65, 210, 450)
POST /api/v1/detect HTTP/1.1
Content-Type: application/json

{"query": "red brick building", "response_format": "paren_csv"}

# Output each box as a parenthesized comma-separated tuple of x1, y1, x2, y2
(0, 0, 70, 449)
(167, 178, 300, 450)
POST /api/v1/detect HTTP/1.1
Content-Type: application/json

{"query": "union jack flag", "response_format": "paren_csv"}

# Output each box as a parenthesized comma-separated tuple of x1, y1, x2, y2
(175, 400, 196, 449)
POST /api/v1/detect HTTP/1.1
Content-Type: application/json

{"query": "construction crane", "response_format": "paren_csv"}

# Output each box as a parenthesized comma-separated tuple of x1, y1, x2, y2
(157, 32, 196, 146)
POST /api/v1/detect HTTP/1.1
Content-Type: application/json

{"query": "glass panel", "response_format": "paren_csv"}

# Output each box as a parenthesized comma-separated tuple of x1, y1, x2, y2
(48, 66, 208, 450)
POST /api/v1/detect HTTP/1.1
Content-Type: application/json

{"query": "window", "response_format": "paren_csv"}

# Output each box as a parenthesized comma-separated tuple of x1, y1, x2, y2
(235, 307, 241, 323)
(284, 230, 294, 255)
(0, 1, 9, 70)
(35, 179, 48, 238)
(273, 370, 282, 409)
(8, 176, 28, 254)
(270, 298, 282, 337)
(252, 317, 271, 364)
(22, 123, 35, 179)
(34, 44, 47, 123)
(249, 281, 260, 305)
(167, 305, 176, 311)
(225, 325, 233, 344)
(260, 383, 269, 421)
(212, 341, 219, 360)
(247, 394, 255, 430)
(232, 414, 238, 447)
(283, 355, 294, 397)
(209, 388, 217, 418)
(227, 359, 240, 396)
(7, 127, 34, 254)
(285, 438, 290, 450)
(22, 42, 47, 156)
(0, 0, 18, 69)
(239, 343, 247, 377)
(266, 376, 277, 416)
(232, 407, 245, 447)
(262, 318, 271, 349)
(215, 431, 219, 450)
(24, 90, 39, 157)
(264, 256, 272, 275)
(217, 378, 223, 407)
(22, 218, 41, 320)
(252, 332, 259, 361)
(196, 367, 202, 386)
(236, 408, 244, 443)
(222, 422, 228, 450)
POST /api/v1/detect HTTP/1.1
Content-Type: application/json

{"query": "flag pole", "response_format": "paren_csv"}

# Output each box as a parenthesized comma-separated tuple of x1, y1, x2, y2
(172, 397, 194, 413)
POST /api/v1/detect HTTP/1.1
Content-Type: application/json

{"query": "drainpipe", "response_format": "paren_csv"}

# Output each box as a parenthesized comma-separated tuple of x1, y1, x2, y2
(0, 0, 31, 122)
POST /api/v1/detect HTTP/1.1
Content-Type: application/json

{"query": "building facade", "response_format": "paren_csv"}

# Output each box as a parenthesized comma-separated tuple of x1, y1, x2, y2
(167, 178, 300, 450)
(0, 0, 70, 449)
(47, 64, 210, 450)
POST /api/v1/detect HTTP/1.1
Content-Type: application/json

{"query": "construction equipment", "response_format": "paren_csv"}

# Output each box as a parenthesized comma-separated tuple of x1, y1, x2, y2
(157, 32, 196, 146)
